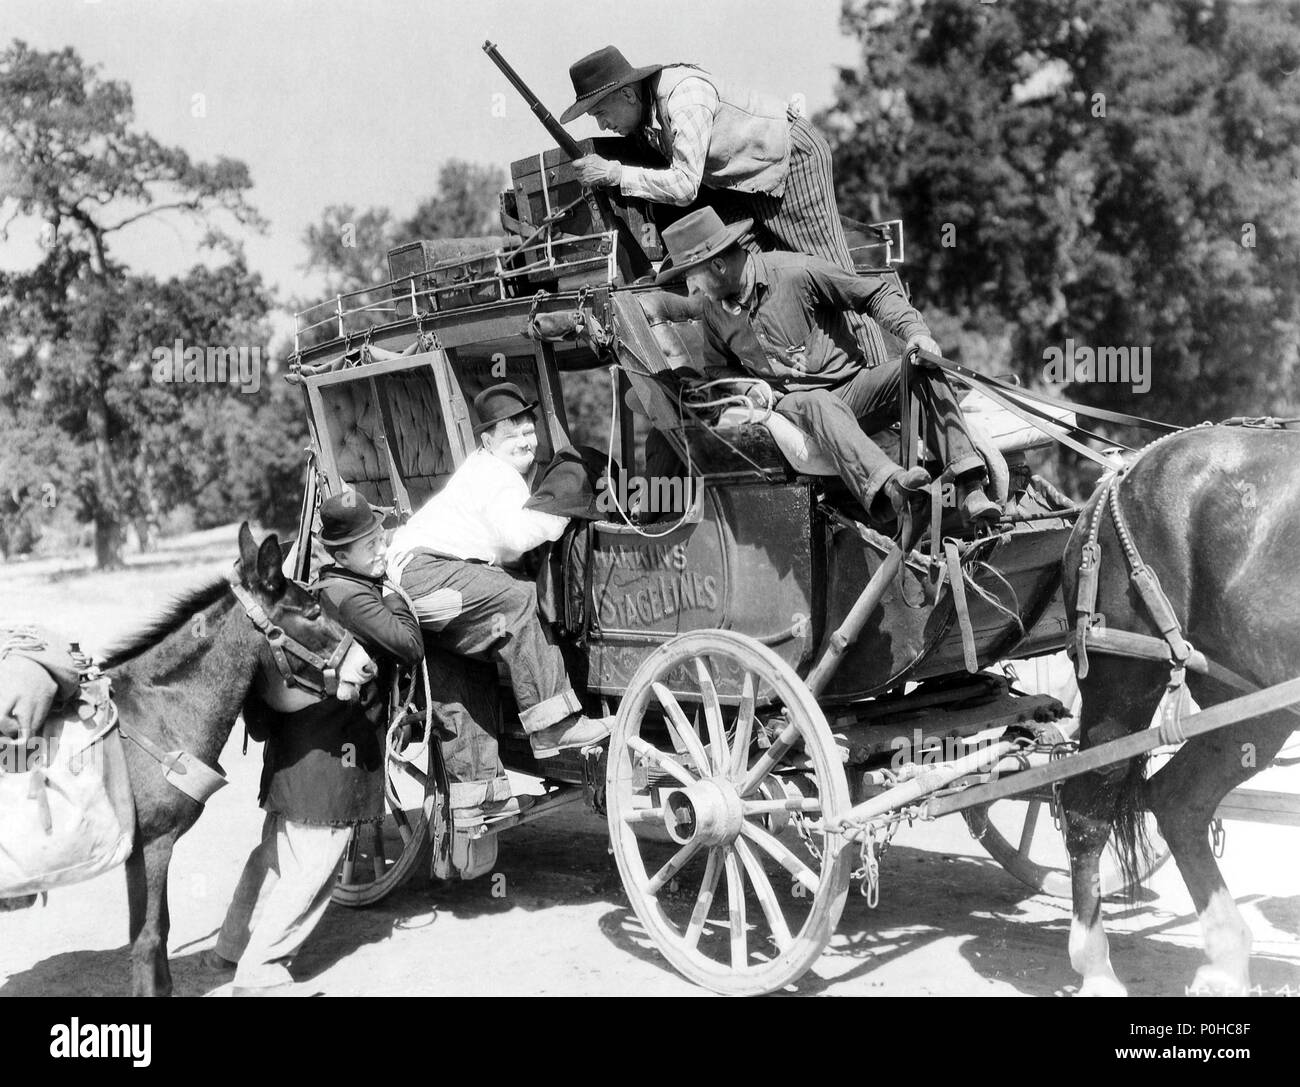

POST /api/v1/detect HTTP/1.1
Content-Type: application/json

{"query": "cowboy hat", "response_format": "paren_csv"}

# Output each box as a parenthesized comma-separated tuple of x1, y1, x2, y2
(319, 490, 386, 547)
(656, 208, 753, 284)
(472, 382, 538, 436)
(559, 46, 665, 125)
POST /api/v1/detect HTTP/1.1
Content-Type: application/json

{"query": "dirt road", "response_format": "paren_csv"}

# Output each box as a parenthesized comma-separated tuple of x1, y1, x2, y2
(2, 538, 1298, 997)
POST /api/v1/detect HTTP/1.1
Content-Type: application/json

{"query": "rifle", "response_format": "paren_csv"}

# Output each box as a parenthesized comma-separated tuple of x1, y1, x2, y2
(481, 41, 651, 281)
(483, 41, 584, 160)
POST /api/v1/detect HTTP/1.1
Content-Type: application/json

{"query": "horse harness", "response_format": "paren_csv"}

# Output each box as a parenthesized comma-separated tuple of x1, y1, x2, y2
(115, 572, 358, 806)
(1070, 419, 1300, 746)
(226, 573, 357, 701)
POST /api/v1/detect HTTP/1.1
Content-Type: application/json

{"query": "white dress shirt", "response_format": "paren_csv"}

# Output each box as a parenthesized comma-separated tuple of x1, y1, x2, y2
(388, 449, 568, 568)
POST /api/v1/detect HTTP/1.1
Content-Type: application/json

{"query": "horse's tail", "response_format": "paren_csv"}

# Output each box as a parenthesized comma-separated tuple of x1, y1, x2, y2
(1112, 752, 1155, 901)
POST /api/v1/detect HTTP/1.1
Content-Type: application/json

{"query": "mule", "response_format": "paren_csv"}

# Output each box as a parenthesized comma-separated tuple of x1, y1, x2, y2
(101, 523, 372, 996)
(1060, 425, 1300, 996)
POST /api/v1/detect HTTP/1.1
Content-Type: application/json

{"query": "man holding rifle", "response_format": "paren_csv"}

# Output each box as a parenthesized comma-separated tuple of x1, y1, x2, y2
(557, 46, 897, 364)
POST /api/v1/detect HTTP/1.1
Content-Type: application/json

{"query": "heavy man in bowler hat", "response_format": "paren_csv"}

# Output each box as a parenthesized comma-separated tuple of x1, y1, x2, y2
(388, 382, 612, 797)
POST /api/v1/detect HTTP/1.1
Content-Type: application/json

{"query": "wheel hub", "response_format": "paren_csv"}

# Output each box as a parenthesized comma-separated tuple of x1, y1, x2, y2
(661, 778, 744, 847)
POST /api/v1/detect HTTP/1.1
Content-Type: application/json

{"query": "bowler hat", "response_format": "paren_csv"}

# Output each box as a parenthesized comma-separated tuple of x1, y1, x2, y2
(472, 382, 538, 436)
(656, 208, 753, 284)
(319, 490, 386, 547)
(559, 46, 665, 125)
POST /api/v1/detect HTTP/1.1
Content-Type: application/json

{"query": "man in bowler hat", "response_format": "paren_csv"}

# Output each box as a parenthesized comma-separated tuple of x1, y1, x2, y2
(209, 491, 424, 994)
(388, 383, 613, 783)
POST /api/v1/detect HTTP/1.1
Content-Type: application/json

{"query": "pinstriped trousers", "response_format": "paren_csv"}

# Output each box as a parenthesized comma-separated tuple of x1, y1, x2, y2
(713, 115, 889, 366)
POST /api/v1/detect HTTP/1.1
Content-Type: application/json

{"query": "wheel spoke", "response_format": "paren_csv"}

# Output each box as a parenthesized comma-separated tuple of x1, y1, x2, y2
(724, 847, 747, 969)
(387, 796, 414, 845)
(646, 838, 704, 896)
(729, 672, 756, 779)
(739, 820, 819, 896)
(340, 830, 359, 886)
(735, 837, 791, 952)
(684, 849, 722, 950)
(693, 658, 729, 773)
(1018, 800, 1042, 860)
(652, 683, 710, 770)
(372, 823, 387, 880)
(628, 735, 697, 787)
(394, 761, 428, 788)
(738, 720, 801, 797)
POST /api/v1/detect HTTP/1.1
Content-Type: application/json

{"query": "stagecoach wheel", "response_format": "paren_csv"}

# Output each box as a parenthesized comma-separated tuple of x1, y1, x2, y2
(332, 719, 439, 908)
(606, 630, 852, 996)
(966, 656, 1172, 900)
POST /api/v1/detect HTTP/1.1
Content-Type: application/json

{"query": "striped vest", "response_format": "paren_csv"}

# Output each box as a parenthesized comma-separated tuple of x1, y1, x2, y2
(649, 65, 792, 197)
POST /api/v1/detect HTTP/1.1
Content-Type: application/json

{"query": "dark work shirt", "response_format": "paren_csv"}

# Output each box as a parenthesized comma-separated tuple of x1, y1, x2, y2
(701, 250, 931, 391)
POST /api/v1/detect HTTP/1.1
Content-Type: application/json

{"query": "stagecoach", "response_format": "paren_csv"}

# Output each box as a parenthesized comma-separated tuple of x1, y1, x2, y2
(285, 137, 1295, 995)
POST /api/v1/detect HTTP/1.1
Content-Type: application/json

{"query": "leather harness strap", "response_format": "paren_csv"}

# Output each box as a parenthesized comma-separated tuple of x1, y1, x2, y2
(1070, 425, 1300, 742)
(944, 539, 979, 673)
(228, 575, 356, 701)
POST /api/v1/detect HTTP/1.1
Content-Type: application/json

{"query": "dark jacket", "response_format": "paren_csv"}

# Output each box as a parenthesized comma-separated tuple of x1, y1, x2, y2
(258, 566, 424, 826)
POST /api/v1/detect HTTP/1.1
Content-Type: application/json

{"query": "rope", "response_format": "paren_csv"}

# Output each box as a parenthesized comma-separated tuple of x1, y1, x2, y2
(599, 365, 699, 539)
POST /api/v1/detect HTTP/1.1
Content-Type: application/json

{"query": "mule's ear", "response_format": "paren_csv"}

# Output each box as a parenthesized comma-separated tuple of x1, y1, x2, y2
(256, 534, 287, 595)
(237, 522, 259, 584)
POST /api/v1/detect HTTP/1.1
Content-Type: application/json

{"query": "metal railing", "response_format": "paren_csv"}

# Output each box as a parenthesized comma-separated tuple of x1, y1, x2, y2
(293, 230, 620, 353)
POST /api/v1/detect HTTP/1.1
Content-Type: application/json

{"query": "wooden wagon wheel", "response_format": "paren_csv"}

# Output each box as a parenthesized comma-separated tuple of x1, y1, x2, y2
(964, 656, 1171, 900)
(606, 630, 852, 996)
(332, 671, 442, 907)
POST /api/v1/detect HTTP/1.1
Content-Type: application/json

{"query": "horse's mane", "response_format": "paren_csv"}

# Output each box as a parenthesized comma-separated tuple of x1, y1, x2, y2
(100, 574, 233, 669)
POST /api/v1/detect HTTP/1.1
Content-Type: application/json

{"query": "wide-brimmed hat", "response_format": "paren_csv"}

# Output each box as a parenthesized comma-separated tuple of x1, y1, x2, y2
(319, 490, 386, 547)
(559, 46, 664, 125)
(472, 382, 538, 436)
(656, 208, 753, 284)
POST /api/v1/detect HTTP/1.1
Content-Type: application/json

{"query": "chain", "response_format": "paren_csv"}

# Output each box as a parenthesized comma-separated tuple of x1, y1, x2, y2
(791, 809, 823, 865)
(848, 815, 904, 908)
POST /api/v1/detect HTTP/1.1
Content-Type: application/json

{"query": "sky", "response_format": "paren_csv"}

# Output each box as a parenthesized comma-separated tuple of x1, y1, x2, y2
(2, 0, 861, 308)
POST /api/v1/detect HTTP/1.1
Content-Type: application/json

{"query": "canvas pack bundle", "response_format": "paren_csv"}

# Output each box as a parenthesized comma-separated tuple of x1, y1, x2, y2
(0, 677, 136, 899)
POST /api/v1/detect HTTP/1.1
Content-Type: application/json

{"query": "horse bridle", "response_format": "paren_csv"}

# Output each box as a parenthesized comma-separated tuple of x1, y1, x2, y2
(227, 572, 356, 700)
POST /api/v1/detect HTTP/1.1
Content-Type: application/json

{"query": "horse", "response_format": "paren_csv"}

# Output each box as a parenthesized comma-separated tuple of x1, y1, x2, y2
(1060, 424, 1300, 996)
(100, 522, 373, 996)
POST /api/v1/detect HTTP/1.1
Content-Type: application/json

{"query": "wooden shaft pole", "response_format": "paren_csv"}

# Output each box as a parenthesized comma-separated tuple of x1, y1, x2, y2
(922, 674, 1300, 820)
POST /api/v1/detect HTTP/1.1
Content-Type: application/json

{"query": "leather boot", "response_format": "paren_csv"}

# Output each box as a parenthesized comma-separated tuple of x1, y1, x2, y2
(957, 478, 1001, 528)
(529, 714, 614, 758)
(883, 466, 933, 517)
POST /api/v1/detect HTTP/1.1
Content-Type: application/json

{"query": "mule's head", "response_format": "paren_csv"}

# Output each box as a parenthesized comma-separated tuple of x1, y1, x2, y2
(236, 522, 374, 701)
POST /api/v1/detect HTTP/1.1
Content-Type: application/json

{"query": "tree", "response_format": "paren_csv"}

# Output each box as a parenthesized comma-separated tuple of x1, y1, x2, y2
(821, 0, 1300, 466)
(0, 40, 267, 566)
(300, 159, 507, 299)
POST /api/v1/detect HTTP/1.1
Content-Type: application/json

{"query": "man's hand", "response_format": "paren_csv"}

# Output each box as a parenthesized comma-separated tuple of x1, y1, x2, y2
(906, 333, 943, 359)
(0, 655, 59, 741)
(574, 154, 623, 188)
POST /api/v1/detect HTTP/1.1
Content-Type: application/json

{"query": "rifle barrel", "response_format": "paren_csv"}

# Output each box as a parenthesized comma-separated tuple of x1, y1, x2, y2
(482, 41, 583, 159)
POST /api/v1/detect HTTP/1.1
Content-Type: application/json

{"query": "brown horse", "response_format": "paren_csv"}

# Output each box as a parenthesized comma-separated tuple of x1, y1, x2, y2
(1061, 425, 1300, 996)
(101, 523, 372, 996)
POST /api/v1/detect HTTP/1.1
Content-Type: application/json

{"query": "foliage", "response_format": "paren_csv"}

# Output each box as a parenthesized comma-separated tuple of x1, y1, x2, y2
(0, 40, 284, 564)
(821, 0, 1300, 472)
